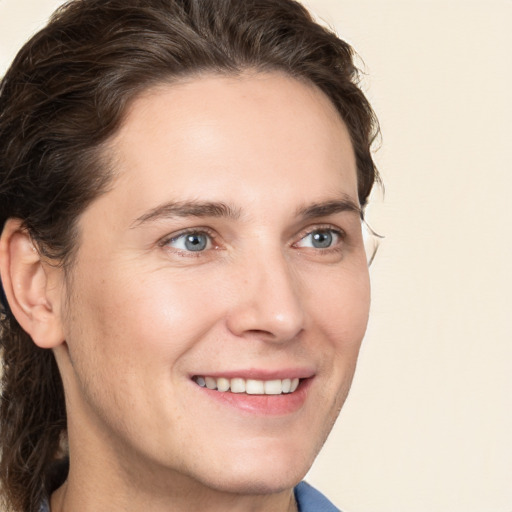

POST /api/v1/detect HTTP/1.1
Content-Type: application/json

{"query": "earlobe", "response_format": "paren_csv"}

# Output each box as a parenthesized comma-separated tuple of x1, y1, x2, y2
(0, 218, 65, 349)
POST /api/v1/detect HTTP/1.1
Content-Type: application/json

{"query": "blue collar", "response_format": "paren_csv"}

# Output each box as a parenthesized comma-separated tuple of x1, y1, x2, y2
(294, 481, 341, 512)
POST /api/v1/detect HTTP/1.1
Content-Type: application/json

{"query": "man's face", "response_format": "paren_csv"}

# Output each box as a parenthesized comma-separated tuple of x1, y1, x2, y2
(55, 72, 370, 496)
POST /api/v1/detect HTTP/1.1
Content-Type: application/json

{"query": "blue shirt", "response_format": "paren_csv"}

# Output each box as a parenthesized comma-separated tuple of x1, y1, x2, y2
(39, 481, 340, 511)
(294, 481, 341, 512)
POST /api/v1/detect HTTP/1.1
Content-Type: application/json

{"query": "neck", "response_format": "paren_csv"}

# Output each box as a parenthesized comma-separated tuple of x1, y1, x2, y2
(51, 476, 298, 512)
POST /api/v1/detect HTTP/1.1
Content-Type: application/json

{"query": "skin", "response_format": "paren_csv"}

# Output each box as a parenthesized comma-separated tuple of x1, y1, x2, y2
(1, 72, 370, 511)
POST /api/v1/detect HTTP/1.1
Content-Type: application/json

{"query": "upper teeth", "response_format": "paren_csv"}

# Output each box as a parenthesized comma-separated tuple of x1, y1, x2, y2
(194, 376, 300, 395)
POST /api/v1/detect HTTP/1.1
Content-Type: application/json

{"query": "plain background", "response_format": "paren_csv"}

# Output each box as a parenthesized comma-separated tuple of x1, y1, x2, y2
(1, 1, 511, 511)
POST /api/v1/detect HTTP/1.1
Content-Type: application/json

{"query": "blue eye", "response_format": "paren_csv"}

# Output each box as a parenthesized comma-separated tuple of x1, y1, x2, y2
(168, 232, 212, 252)
(296, 229, 341, 249)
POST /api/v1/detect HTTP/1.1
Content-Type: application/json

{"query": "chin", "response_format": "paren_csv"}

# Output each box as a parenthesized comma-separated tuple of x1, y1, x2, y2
(201, 469, 306, 496)
(192, 440, 316, 496)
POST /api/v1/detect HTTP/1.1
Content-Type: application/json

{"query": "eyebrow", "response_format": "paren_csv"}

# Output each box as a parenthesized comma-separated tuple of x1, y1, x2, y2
(132, 200, 242, 227)
(132, 195, 361, 228)
(296, 197, 362, 221)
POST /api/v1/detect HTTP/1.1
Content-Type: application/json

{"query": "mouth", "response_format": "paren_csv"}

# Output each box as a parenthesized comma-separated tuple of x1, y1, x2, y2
(192, 376, 301, 395)
(191, 373, 314, 415)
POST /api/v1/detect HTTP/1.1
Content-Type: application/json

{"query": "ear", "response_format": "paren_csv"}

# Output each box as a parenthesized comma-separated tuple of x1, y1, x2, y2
(0, 218, 65, 348)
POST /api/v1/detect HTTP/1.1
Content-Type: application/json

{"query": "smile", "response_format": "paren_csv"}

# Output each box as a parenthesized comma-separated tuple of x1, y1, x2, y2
(193, 376, 300, 395)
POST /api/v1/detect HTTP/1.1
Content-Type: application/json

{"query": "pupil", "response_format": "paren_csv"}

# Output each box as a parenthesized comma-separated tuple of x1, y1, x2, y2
(185, 234, 207, 251)
(313, 231, 332, 248)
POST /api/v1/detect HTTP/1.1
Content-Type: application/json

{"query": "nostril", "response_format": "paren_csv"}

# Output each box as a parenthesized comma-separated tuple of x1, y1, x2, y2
(224, 269, 304, 341)
(243, 327, 303, 343)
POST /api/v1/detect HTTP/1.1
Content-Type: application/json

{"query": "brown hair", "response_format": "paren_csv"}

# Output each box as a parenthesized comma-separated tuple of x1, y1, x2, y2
(0, 0, 380, 509)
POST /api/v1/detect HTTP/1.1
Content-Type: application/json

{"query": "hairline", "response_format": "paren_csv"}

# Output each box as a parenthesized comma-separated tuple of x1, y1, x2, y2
(62, 67, 359, 268)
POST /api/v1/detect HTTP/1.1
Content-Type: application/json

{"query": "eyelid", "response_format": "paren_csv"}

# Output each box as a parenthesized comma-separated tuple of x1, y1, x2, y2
(158, 227, 219, 252)
(293, 224, 346, 246)
(157, 223, 347, 256)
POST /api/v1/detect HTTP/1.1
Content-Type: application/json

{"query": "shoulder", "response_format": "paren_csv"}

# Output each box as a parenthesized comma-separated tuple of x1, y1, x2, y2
(294, 481, 342, 512)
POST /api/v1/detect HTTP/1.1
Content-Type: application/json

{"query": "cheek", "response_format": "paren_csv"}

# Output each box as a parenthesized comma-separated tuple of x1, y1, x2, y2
(73, 266, 228, 364)
(311, 264, 370, 346)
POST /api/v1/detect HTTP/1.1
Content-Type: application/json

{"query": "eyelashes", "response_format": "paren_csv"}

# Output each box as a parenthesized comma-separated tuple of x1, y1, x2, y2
(166, 231, 214, 252)
(159, 227, 218, 257)
(159, 224, 346, 258)
(294, 228, 345, 250)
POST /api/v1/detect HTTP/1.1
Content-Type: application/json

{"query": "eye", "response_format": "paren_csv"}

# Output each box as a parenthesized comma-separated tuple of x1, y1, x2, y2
(295, 228, 343, 249)
(167, 231, 212, 252)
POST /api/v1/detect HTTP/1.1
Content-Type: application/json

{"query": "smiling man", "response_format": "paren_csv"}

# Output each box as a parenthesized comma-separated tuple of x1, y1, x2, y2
(0, 1, 379, 511)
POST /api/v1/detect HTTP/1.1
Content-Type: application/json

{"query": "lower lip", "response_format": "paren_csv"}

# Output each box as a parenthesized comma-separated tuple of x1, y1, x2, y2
(194, 378, 312, 416)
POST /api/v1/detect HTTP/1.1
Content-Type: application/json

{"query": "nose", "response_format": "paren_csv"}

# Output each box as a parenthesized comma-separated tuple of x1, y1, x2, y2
(226, 252, 305, 343)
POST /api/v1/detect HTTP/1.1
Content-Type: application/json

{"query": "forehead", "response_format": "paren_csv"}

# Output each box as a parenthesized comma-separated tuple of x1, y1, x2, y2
(100, 72, 358, 222)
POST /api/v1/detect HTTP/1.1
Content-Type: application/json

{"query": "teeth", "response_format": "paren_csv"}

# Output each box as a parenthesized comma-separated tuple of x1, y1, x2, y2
(230, 378, 246, 393)
(194, 376, 302, 395)
(264, 380, 283, 395)
(246, 379, 264, 394)
(205, 377, 216, 390)
(217, 377, 230, 392)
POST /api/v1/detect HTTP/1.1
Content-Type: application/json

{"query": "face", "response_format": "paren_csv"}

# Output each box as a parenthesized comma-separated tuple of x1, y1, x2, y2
(55, 72, 370, 497)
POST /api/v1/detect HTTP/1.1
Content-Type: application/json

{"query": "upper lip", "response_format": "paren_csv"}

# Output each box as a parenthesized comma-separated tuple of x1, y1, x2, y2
(191, 368, 315, 380)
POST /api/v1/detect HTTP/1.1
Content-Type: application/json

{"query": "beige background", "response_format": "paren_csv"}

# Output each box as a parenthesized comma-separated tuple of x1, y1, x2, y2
(1, 1, 511, 511)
